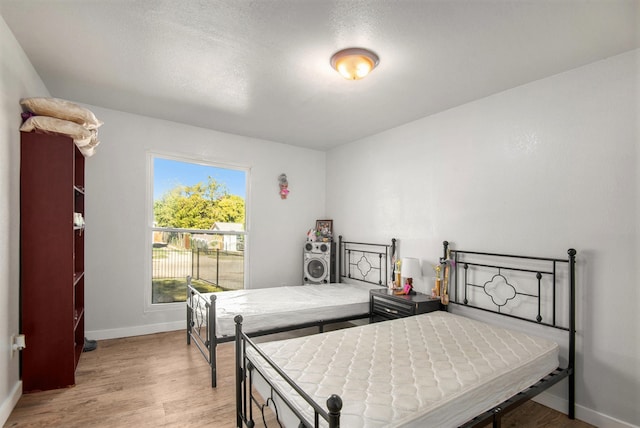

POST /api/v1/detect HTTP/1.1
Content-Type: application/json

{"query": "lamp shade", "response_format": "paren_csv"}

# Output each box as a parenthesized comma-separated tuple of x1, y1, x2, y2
(401, 257, 421, 279)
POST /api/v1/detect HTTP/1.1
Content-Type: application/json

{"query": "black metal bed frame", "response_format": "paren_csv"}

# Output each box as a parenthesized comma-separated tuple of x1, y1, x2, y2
(339, 237, 395, 285)
(443, 241, 576, 426)
(186, 236, 394, 388)
(234, 241, 576, 428)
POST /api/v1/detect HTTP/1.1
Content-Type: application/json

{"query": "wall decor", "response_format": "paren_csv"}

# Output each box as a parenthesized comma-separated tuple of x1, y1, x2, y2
(315, 219, 333, 241)
(278, 173, 289, 199)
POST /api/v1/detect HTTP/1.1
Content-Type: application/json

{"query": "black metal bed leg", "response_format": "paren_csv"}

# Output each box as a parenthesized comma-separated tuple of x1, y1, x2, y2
(492, 408, 502, 428)
(235, 315, 244, 428)
(210, 336, 217, 388)
(568, 248, 577, 420)
(569, 371, 575, 419)
(327, 394, 342, 428)
(186, 307, 191, 345)
(247, 364, 255, 428)
(210, 294, 217, 388)
(186, 276, 192, 345)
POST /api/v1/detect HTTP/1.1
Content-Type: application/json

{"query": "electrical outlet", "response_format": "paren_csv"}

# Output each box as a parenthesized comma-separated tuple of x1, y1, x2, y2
(11, 334, 26, 358)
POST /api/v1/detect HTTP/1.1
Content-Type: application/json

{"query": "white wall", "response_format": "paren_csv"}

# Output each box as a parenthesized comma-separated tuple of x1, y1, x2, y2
(0, 15, 50, 426)
(327, 50, 639, 427)
(83, 106, 326, 339)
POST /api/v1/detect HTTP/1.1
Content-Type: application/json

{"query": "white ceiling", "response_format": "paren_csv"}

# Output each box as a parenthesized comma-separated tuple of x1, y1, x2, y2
(1, 1, 638, 150)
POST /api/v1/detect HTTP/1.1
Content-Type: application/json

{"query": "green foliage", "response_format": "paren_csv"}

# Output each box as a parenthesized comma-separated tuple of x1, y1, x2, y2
(213, 195, 245, 223)
(154, 177, 245, 228)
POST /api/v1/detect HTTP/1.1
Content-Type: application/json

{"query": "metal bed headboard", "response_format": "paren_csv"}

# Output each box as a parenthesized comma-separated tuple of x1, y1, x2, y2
(338, 235, 396, 286)
(442, 241, 575, 331)
(441, 240, 577, 422)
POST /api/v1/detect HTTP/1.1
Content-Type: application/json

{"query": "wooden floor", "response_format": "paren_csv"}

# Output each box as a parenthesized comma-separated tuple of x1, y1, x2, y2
(4, 329, 594, 428)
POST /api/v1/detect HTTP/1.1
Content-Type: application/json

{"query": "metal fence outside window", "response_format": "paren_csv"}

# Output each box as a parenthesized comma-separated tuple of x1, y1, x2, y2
(152, 229, 244, 291)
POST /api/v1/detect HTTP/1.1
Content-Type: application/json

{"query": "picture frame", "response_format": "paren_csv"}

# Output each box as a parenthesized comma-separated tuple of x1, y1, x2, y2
(315, 219, 333, 238)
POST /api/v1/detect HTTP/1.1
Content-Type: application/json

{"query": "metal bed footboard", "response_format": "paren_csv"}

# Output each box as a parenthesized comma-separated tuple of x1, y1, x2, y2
(186, 277, 218, 387)
(235, 315, 342, 428)
(187, 278, 371, 389)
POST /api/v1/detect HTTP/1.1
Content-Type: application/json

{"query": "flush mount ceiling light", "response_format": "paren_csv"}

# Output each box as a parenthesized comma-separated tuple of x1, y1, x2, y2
(330, 48, 380, 80)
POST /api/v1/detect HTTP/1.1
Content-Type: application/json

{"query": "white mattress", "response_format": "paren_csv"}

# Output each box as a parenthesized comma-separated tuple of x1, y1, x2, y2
(248, 311, 559, 428)
(203, 282, 380, 338)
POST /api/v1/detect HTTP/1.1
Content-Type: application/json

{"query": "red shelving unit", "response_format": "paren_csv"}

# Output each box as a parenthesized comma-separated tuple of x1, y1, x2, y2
(20, 131, 85, 392)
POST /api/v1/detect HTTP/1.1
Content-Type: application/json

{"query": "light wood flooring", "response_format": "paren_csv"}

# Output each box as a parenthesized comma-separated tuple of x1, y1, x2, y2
(4, 329, 595, 428)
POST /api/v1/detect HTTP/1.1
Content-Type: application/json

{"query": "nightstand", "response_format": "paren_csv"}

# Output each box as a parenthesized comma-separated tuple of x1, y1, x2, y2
(369, 288, 441, 322)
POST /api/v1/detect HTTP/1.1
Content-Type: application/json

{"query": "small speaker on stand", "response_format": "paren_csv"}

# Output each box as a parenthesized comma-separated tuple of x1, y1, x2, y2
(303, 241, 336, 284)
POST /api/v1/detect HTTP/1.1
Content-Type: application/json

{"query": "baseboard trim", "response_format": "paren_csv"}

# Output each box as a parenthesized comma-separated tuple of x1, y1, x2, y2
(534, 392, 639, 428)
(85, 321, 185, 341)
(0, 381, 22, 427)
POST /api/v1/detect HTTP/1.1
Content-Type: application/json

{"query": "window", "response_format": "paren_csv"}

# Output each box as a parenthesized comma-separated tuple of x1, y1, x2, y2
(149, 154, 247, 305)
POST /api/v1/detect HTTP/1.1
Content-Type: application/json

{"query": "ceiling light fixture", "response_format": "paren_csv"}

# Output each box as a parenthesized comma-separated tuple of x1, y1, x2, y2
(330, 48, 379, 80)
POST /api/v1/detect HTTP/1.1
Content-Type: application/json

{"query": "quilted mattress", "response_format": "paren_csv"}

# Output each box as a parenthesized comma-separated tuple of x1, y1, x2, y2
(203, 282, 379, 338)
(248, 311, 559, 427)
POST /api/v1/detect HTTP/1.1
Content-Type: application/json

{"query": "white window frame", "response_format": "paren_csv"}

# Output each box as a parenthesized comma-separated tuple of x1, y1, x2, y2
(145, 151, 250, 313)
